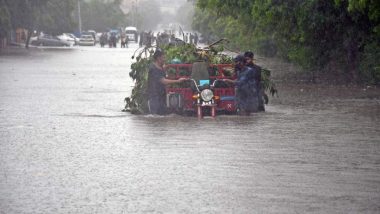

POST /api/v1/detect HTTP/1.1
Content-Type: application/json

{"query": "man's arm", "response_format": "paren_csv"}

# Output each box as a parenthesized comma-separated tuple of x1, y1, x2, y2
(160, 77, 188, 85)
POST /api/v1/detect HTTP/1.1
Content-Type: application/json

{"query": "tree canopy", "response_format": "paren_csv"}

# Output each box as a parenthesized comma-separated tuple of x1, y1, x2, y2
(1, 0, 77, 48)
(0, 0, 11, 38)
(4, 0, 77, 35)
(192, 0, 380, 84)
(80, 0, 126, 32)
(126, 0, 162, 31)
(0, 0, 130, 47)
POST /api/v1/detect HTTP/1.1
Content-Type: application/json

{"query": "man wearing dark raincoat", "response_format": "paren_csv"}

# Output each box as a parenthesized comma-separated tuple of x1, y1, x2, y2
(225, 55, 259, 115)
(244, 51, 265, 111)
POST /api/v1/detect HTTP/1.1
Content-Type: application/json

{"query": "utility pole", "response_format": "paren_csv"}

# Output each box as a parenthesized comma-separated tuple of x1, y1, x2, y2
(131, 0, 139, 27)
(78, 0, 82, 35)
(132, 0, 135, 27)
(134, 1, 137, 27)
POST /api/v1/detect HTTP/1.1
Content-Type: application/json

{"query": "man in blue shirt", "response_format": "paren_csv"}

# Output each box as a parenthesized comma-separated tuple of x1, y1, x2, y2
(147, 49, 187, 115)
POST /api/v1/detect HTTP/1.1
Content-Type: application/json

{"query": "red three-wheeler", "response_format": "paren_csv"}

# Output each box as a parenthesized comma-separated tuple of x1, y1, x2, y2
(165, 62, 237, 118)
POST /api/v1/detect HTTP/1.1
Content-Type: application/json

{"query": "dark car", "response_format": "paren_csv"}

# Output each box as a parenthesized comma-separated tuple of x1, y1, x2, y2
(31, 34, 71, 47)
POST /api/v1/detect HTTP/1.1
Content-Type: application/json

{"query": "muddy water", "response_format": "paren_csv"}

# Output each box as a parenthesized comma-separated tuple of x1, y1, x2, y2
(0, 45, 379, 213)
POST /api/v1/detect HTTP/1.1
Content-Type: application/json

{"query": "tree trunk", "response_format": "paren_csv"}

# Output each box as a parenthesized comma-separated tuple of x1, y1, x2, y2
(0, 36, 3, 51)
(346, 39, 359, 83)
(25, 30, 32, 49)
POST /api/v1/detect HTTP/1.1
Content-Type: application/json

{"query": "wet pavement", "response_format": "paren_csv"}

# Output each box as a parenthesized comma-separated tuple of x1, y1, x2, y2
(0, 44, 379, 213)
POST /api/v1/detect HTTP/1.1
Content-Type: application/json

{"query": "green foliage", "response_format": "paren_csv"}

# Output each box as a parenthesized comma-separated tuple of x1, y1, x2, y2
(192, 0, 380, 84)
(192, 7, 219, 43)
(163, 43, 233, 64)
(126, 0, 162, 30)
(175, 1, 195, 30)
(164, 44, 198, 63)
(359, 41, 380, 85)
(210, 54, 233, 64)
(40, 0, 77, 34)
(5, 0, 76, 34)
(126, 56, 151, 114)
(2, 0, 126, 38)
(81, 0, 126, 32)
(2, 0, 77, 48)
(0, 0, 11, 38)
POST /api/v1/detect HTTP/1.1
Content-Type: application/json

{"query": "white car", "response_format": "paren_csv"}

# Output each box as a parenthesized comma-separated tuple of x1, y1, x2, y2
(78, 35, 95, 46)
(66, 33, 80, 45)
(57, 33, 76, 46)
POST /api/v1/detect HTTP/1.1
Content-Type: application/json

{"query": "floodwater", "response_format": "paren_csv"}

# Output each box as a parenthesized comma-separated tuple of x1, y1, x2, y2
(0, 44, 379, 214)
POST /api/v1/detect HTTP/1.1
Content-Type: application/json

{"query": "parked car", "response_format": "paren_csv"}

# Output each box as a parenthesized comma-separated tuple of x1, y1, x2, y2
(82, 30, 97, 42)
(30, 34, 71, 47)
(65, 33, 79, 45)
(29, 36, 38, 44)
(78, 35, 95, 46)
(57, 33, 77, 46)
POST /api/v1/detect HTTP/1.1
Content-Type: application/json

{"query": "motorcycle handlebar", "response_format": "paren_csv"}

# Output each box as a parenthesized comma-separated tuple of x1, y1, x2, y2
(189, 79, 200, 92)
(186, 78, 226, 92)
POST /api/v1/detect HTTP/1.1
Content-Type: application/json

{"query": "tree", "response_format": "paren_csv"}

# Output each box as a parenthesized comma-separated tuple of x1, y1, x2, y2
(175, 1, 195, 30)
(192, 0, 380, 84)
(0, 0, 11, 40)
(132, 0, 162, 31)
(4, 0, 77, 48)
(80, 0, 126, 32)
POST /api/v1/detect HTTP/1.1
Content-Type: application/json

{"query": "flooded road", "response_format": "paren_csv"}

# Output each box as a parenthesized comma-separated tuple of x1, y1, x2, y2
(0, 45, 379, 213)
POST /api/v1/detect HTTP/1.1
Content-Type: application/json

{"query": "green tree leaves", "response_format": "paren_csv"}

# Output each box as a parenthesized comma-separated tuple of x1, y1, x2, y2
(0, 0, 11, 38)
(132, 0, 162, 30)
(80, 0, 126, 32)
(192, 0, 380, 84)
(2, 0, 77, 48)
(4, 0, 76, 35)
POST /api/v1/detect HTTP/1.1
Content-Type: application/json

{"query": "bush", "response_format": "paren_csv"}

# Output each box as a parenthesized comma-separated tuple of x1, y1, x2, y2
(359, 41, 380, 85)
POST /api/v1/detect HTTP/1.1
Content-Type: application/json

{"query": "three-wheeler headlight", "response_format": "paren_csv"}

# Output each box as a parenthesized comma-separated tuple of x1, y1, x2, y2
(200, 89, 213, 101)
